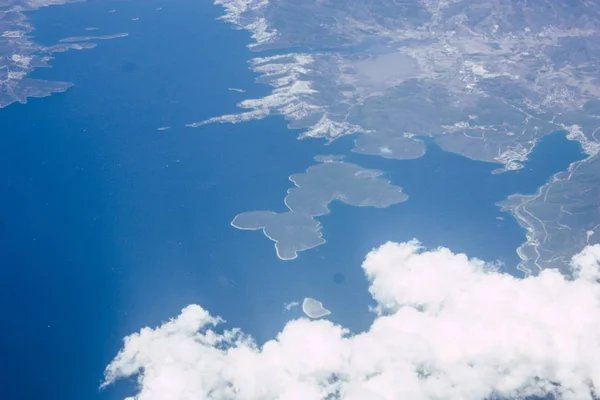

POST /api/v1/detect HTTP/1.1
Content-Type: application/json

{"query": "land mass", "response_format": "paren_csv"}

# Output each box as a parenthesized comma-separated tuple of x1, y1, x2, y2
(201, 0, 600, 273)
(0, 0, 127, 108)
(232, 155, 407, 260)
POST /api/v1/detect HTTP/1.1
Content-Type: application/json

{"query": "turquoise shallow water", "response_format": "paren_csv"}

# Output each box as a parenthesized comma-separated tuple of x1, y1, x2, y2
(0, 1, 586, 399)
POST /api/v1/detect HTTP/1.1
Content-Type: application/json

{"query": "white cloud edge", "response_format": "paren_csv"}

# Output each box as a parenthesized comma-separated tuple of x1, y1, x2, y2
(102, 240, 600, 400)
(284, 301, 299, 311)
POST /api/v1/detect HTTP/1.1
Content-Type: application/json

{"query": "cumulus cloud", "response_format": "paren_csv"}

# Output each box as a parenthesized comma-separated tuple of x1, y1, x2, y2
(103, 240, 600, 400)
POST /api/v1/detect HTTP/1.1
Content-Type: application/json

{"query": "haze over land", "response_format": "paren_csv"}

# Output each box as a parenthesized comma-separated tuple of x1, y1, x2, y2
(4, 0, 597, 398)
(6, 0, 598, 274)
(193, 0, 600, 274)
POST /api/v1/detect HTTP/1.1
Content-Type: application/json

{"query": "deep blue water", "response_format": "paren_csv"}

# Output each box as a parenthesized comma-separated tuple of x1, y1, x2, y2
(1, 1, 322, 399)
(0, 1, 586, 399)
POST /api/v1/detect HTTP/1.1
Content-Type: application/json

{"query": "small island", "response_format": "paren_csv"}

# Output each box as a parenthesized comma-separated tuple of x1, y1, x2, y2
(232, 155, 408, 260)
(302, 298, 331, 319)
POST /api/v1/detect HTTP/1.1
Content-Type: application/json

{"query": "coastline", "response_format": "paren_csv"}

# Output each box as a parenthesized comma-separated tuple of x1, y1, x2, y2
(0, 0, 130, 109)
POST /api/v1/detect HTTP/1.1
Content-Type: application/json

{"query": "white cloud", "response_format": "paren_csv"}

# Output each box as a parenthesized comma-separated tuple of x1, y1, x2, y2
(103, 240, 600, 400)
(284, 301, 299, 311)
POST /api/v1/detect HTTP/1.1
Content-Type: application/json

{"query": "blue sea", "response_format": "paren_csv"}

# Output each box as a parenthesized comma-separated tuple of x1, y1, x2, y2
(0, 1, 585, 400)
